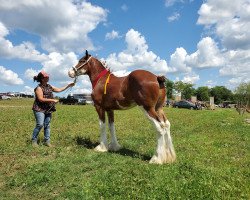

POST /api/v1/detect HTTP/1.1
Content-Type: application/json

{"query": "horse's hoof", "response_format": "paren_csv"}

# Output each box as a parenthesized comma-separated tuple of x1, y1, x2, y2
(149, 155, 163, 164)
(108, 143, 121, 151)
(94, 144, 108, 152)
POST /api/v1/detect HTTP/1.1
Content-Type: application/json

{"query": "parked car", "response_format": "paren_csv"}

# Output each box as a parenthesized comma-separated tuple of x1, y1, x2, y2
(172, 100, 198, 110)
(165, 100, 173, 107)
(78, 98, 87, 105)
(59, 95, 86, 105)
(0, 95, 11, 100)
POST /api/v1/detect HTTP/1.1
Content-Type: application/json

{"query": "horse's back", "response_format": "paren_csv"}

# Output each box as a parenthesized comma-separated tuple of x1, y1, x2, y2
(129, 70, 157, 81)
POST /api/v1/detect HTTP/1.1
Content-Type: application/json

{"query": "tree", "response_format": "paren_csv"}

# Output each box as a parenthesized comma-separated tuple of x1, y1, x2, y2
(234, 82, 250, 114)
(164, 79, 174, 99)
(195, 86, 210, 101)
(174, 81, 195, 100)
(210, 86, 233, 104)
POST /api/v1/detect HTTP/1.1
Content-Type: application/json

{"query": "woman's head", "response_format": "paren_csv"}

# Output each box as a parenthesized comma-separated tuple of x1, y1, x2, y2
(33, 71, 49, 83)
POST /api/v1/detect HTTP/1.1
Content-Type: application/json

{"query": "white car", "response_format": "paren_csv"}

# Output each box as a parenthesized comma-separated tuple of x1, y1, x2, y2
(1, 95, 11, 100)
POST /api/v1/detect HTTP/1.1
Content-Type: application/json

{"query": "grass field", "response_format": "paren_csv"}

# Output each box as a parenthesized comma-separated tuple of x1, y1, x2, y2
(0, 98, 249, 199)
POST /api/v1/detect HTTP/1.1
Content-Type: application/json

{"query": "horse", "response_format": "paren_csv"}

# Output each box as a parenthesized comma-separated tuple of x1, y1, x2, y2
(68, 50, 176, 164)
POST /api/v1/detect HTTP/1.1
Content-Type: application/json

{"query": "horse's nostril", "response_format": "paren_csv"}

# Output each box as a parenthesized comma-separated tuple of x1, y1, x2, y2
(68, 70, 75, 78)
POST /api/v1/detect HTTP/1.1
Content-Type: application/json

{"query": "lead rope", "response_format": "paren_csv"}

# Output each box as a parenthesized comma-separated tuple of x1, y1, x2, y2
(62, 75, 78, 95)
(48, 76, 78, 113)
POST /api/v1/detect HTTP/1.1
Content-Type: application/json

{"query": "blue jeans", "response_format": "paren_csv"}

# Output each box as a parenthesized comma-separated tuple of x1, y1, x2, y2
(32, 111, 52, 143)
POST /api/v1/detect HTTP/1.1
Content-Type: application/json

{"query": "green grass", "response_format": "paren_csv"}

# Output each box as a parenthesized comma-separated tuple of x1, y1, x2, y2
(0, 98, 249, 199)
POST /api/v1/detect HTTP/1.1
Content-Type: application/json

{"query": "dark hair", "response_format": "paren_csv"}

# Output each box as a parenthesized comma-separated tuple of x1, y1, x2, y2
(33, 71, 49, 82)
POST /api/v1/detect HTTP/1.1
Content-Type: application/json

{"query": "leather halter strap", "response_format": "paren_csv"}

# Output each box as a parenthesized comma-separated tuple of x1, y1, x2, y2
(92, 69, 109, 89)
(72, 56, 92, 73)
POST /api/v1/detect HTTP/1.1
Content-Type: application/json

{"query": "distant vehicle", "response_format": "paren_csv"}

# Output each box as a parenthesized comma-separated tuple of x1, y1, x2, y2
(166, 100, 172, 106)
(221, 101, 236, 108)
(0, 95, 11, 100)
(78, 98, 87, 105)
(172, 100, 198, 110)
(59, 95, 86, 105)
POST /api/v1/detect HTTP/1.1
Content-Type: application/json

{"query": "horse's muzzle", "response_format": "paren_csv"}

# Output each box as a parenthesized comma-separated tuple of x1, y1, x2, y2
(68, 68, 76, 78)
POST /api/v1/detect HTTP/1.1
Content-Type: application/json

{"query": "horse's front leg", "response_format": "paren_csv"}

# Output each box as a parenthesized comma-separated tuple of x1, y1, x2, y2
(94, 106, 108, 152)
(107, 110, 121, 151)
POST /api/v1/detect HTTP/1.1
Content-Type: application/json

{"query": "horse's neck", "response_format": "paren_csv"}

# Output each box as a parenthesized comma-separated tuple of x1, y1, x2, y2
(88, 59, 106, 83)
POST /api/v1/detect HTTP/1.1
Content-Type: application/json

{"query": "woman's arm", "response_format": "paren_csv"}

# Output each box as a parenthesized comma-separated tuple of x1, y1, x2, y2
(36, 87, 58, 103)
(52, 83, 75, 93)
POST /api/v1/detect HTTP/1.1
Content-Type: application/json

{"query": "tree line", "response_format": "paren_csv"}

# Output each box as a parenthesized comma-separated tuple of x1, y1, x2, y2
(165, 80, 250, 105)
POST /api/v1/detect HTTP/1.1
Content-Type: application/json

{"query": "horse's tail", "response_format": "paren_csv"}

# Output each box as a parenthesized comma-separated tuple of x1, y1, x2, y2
(157, 75, 166, 89)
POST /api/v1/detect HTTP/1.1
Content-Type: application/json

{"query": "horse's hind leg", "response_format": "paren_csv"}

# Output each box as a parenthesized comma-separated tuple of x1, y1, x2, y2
(107, 110, 121, 151)
(143, 107, 176, 164)
(94, 106, 108, 152)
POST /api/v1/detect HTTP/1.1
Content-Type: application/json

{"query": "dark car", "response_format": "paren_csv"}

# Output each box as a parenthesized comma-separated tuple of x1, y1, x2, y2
(59, 95, 78, 105)
(172, 100, 198, 110)
(59, 95, 86, 105)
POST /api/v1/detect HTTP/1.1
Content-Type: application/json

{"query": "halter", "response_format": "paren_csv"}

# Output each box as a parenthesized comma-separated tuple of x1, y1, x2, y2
(72, 56, 111, 91)
(72, 56, 92, 74)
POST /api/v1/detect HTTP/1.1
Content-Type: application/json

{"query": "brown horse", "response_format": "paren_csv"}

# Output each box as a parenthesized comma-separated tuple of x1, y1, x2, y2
(68, 50, 176, 164)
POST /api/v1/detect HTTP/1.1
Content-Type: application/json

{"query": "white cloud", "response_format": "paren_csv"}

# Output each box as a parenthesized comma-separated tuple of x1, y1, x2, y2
(168, 12, 180, 22)
(182, 74, 200, 84)
(24, 51, 78, 84)
(24, 68, 39, 80)
(0, 21, 8, 37)
(105, 29, 172, 74)
(0, 22, 47, 62)
(197, 0, 250, 50)
(0, 0, 108, 53)
(169, 37, 223, 73)
(197, 0, 250, 89)
(219, 49, 250, 78)
(169, 47, 191, 73)
(41, 52, 78, 81)
(105, 30, 121, 40)
(112, 70, 131, 77)
(186, 37, 224, 68)
(0, 66, 23, 85)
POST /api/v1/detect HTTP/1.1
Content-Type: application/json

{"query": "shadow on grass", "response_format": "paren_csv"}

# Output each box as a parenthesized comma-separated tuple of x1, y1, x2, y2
(75, 136, 151, 161)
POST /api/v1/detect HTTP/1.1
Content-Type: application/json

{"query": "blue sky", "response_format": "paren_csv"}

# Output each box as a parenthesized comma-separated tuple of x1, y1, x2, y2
(0, 0, 249, 96)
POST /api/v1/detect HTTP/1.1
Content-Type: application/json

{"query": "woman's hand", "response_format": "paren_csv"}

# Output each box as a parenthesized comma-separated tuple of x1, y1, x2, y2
(53, 99, 59, 103)
(68, 82, 75, 88)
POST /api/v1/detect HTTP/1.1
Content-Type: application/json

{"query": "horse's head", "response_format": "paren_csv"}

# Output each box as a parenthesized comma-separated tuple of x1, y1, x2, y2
(68, 50, 92, 78)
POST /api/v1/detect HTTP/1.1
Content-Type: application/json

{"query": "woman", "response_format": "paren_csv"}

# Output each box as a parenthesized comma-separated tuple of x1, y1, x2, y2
(32, 71, 75, 147)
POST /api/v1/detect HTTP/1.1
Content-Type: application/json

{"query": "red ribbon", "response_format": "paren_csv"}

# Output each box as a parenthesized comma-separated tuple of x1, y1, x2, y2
(92, 69, 109, 89)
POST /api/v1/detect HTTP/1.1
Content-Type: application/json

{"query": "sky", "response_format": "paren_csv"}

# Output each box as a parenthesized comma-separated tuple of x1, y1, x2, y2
(0, 0, 249, 96)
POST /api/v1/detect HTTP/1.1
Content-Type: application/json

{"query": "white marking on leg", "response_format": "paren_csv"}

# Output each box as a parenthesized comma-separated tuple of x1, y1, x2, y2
(139, 107, 176, 164)
(108, 122, 121, 151)
(164, 120, 176, 163)
(94, 120, 108, 152)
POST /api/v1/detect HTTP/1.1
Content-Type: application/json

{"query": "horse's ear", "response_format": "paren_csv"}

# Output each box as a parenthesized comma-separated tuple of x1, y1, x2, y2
(85, 50, 88, 57)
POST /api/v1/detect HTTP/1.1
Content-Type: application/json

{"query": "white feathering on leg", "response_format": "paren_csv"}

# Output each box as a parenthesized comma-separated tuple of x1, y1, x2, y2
(94, 120, 108, 152)
(108, 122, 121, 151)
